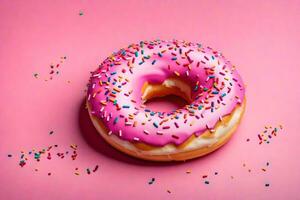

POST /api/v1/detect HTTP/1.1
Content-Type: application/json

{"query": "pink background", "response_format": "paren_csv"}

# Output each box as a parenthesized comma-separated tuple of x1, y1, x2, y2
(0, 0, 300, 199)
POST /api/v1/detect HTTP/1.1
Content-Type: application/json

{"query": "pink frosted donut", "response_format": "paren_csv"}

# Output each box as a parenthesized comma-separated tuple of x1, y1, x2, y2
(87, 39, 245, 161)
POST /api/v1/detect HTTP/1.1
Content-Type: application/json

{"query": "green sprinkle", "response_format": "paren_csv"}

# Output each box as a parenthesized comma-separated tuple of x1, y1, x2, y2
(135, 52, 138, 57)
(198, 105, 203, 110)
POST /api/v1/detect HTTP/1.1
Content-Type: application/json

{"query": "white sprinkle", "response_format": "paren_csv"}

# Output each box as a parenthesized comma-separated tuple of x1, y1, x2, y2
(87, 94, 91, 101)
(133, 137, 140, 141)
(143, 130, 149, 135)
(92, 73, 101, 77)
(119, 130, 122, 137)
(125, 122, 133, 126)
(156, 131, 163, 135)
(108, 131, 112, 136)
(219, 116, 223, 122)
(100, 106, 105, 112)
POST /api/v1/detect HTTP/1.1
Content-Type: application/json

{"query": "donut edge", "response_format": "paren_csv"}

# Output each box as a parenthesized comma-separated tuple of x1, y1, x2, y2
(86, 98, 246, 162)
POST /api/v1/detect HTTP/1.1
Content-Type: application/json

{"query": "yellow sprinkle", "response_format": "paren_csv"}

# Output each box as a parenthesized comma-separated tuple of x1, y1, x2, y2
(174, 71, 180, 76)
(113, 87, 121, 92)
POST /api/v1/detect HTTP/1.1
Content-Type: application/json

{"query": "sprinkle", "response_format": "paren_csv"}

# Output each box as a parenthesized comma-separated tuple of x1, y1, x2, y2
(49, 131, 54, 135)
(172, 135, 179, 139)
(174, 122, 179, 128)
(122, 105, 130, 109)
(174, 71, 180, 76)
(93, 165, 99, 172)
(86, 168, 91, 174)
(7, 154, 12, 157)
(151, 60, 156, 65)
(113, 117, 119, 124)
(204, 181, 209, 184)
(156, 131, 163, 135)
(148, 178, 155, 185)
(265, 183, 270, 187)
(153, 122, 159, 128)
(143, 130, 150, 135)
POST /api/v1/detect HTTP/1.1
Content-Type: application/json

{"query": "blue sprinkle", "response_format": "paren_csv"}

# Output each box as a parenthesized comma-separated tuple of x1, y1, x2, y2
(135, 52, 138, 57)
(122, 105, 130, 109)
(113, 117, 119, 124)
(153, 122, 159, 128)
(194, 85, 199, 92)
(150, 112, 156, 116)
(171, 57, 177, 60)
(152, 60, 156, 65)
(212, 91, 219, 94)
(110, 72, 117, 75)
(198, 105, 203, 110)
(221, 93, 226, 97)
(158, 53, 163, 57)
(138, 61, 144, 65)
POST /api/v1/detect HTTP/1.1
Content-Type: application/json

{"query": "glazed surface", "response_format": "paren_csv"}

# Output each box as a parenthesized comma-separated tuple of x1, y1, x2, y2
(87, 40, 245, 146)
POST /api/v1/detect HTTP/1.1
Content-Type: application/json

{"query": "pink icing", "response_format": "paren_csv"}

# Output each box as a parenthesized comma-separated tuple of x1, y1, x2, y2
(87, 39, 245, 147)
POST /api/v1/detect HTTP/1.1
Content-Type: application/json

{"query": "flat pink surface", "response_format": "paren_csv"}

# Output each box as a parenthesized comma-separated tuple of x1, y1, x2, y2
(0, 1, 299, 199)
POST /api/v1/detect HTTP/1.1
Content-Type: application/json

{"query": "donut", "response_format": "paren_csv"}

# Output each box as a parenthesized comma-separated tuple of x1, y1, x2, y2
(87, 39, 245, 161)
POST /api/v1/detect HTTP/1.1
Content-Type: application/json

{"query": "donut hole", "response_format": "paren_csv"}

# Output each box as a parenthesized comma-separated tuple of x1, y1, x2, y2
(141, 78, 192, 112)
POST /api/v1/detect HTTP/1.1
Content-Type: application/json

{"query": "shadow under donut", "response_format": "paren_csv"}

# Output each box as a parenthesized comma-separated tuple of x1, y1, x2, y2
(77, 95, 229, 166)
